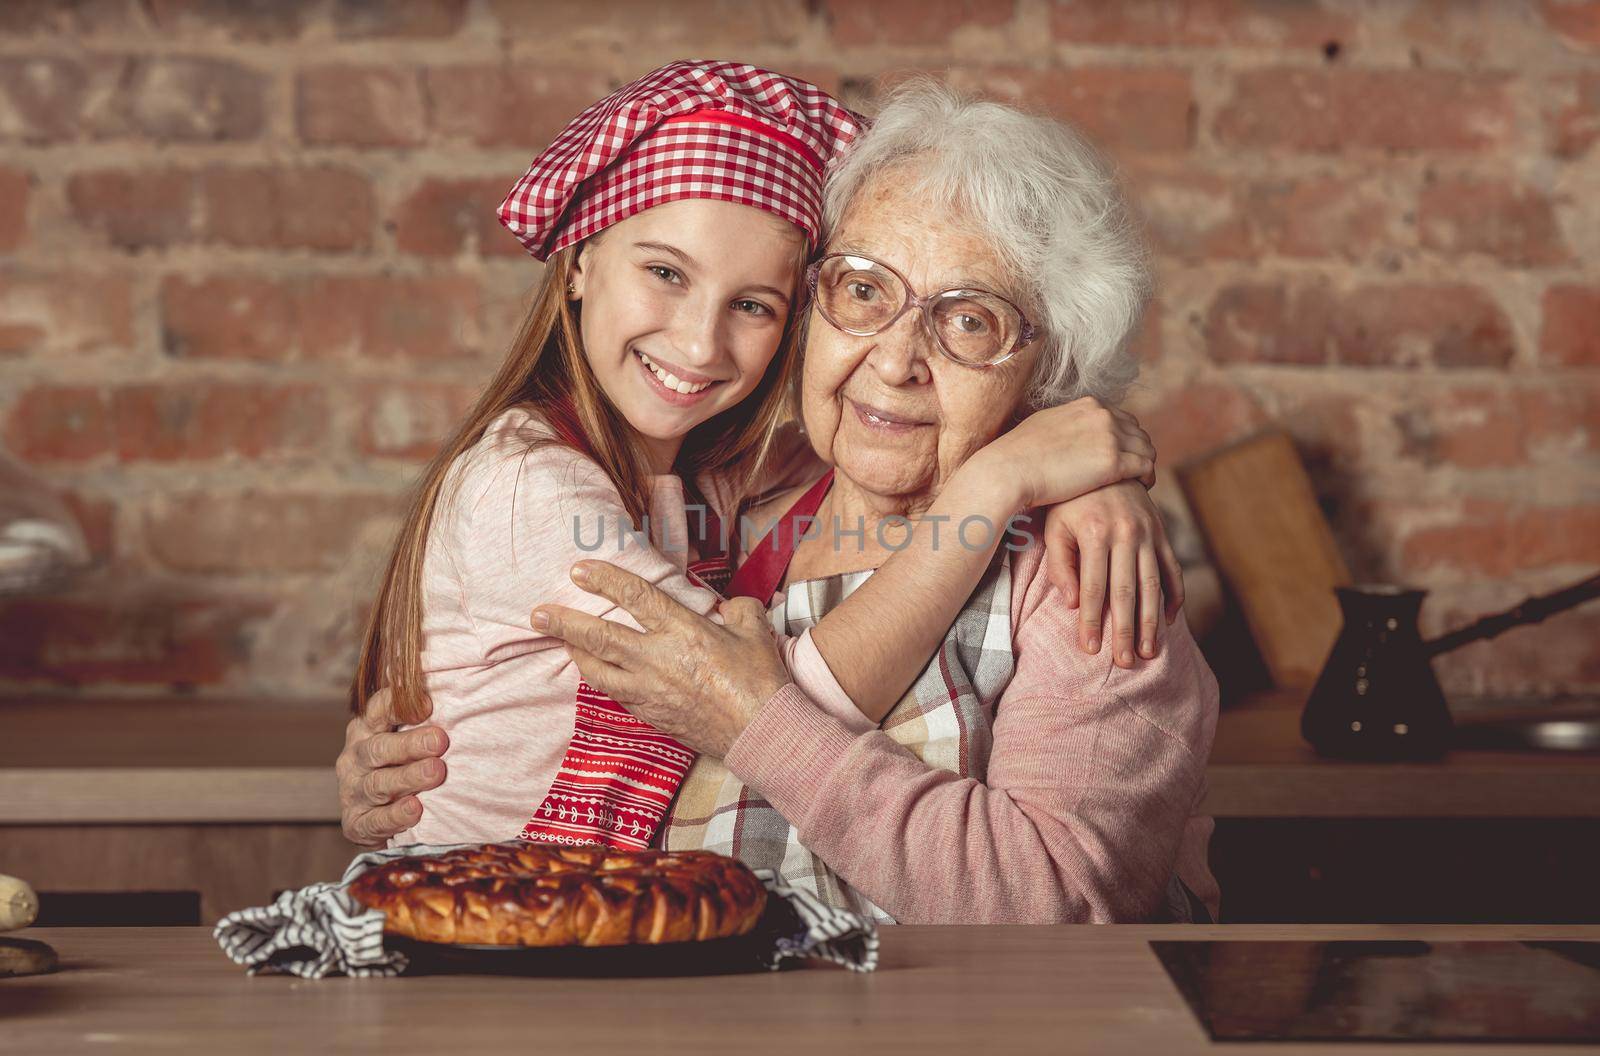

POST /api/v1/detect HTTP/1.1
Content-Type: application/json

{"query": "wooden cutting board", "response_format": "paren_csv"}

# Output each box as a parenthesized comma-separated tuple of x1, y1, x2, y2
(1177, 430, 1351, 689)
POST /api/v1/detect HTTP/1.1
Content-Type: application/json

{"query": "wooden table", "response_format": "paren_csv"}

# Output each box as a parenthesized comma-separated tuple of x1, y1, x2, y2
(3, 925, 1596, 1054)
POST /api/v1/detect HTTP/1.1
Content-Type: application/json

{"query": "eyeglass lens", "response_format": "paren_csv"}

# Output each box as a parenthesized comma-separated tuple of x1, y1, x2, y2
(815, 255, 1021, 365)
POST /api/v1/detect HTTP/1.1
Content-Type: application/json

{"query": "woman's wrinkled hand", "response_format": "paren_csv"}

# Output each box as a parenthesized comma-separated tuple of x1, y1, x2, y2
(1041, 479, 1185, 669)
(977, 395, 1156, 512)
(335, 687, 449, 848)
(531, 561, 789, 758)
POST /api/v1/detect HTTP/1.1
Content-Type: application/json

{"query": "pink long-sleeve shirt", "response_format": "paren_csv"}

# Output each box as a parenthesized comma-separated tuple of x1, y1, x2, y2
(393, 406, 839, 847)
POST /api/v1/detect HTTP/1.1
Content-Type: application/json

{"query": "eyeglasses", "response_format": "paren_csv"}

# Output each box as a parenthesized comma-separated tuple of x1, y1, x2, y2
(805, 252, 1037, 369)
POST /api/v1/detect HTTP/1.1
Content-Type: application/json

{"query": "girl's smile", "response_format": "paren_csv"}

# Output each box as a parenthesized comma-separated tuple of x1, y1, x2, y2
(633, 348, 724, 404)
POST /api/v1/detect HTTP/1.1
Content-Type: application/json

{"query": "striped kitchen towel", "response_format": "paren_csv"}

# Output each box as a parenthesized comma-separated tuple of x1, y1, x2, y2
(213, 841, 878, 978)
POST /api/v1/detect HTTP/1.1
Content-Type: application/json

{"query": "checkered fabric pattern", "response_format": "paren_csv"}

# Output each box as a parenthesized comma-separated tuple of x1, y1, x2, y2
(497, 60, 862, 260)
(661, 554, 1019, 923)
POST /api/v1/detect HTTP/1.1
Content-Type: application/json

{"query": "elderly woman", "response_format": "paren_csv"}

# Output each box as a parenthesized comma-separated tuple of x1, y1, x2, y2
(344, 81, 1219, 924)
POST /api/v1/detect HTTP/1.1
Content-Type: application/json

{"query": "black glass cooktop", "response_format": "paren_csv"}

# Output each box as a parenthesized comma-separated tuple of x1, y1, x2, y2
(1151, 940, 1600, 1043)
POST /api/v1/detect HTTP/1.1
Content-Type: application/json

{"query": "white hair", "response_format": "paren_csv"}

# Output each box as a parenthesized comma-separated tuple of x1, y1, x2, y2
(822, 78, 1152, 408)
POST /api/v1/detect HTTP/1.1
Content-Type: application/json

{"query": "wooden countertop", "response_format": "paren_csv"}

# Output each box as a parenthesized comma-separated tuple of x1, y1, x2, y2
(4, 692, 1598, 823)
(1, 697, 345, 823)
(1205, 694, 1600, 818)
(7, 924, 1598, 1054)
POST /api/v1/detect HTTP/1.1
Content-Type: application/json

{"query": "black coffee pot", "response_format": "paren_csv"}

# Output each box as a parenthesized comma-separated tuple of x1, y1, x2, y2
(1301, 572, 1600, 760)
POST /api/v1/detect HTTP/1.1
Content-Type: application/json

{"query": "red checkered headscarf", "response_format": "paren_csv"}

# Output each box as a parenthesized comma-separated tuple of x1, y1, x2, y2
(497, 61, 862, 261)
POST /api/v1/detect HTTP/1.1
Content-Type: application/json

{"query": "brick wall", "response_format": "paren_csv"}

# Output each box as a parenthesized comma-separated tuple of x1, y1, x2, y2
(1, 0, 1596, 700)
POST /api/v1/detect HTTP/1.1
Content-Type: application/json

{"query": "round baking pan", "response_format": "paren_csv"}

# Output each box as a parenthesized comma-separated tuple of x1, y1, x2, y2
(386, 897, 804, 977)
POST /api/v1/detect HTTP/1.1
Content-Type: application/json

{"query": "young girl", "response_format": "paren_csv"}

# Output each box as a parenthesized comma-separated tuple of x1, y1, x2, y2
(351, 62, 1168, 851)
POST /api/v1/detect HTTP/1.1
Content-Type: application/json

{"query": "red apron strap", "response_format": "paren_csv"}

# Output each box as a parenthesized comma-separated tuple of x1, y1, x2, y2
(726, 469, 834, 603)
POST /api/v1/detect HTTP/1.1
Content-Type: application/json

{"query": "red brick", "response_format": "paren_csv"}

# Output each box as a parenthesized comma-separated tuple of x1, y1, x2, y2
(1120, 163, 1246, 259)
(824, 0, 1013, 45)
(951, 67, 1193, 153)
(1393, 383, 1600, 470)
(0, 54, 263, 143)
(1551, 73, 1600, 157)
(1333, 284, 1514, 369)
(1541, 285, 1600, 367)
(3, 386, 115, 463)
(1126, 165, 1398, 261)
(0, 1, 143, 37)
(355, 381, 480, 460)
(94, 56, 265, 142)
(0, 273, 134, 357)
(393, 177, 521, 256)
(296, 66, 427, 148)
(0, 166, 28, 250)
(425, 64, 618, 148)
(70, 166, 372, 252)
(1131, 381, 1268, 465)
(488, 0, 808, 47)
(330, 0, 467, 38)
(112, 382, 330, 461)
(159, 276, 296, 362)
(67, 168, 197, 248)
(145, 492, 398, 574)
(7, 383, 336, 464)
(1204, 282, 1338, 364)
(199, 166, 373, 252)
(1401, 501, 1600, 578)
(1247, 175, 1398, 261)
(1214, 69, 1513, 153)
(1541, 0, 1600, 50)
(304, 275, 483, 359)
(0, 56, 90, 142)
(0, 588, 273, 686)
(1206, 282, 1514, 368)
(144, 0, 315, 40)
(162, 274, 482, 360)
(1418, 178, 1571, 267)
(1052, 0, 1354, 47)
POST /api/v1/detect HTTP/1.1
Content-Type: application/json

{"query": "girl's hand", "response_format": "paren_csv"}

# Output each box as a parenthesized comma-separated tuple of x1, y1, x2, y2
(974, 396, 1156, 513)
(530, 561, 789, 758)
(1042, 479, 1185, 669)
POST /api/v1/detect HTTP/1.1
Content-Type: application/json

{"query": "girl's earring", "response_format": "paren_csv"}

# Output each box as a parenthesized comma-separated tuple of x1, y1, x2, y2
(566, 281, 577, 299)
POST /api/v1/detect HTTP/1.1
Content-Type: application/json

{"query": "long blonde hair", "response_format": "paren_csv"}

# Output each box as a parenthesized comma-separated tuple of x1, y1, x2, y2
(351, 243, 804, 725)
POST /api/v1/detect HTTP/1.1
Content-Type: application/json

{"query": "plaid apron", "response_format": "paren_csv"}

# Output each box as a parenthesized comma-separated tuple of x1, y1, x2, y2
(660, 494, 1018, 922)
